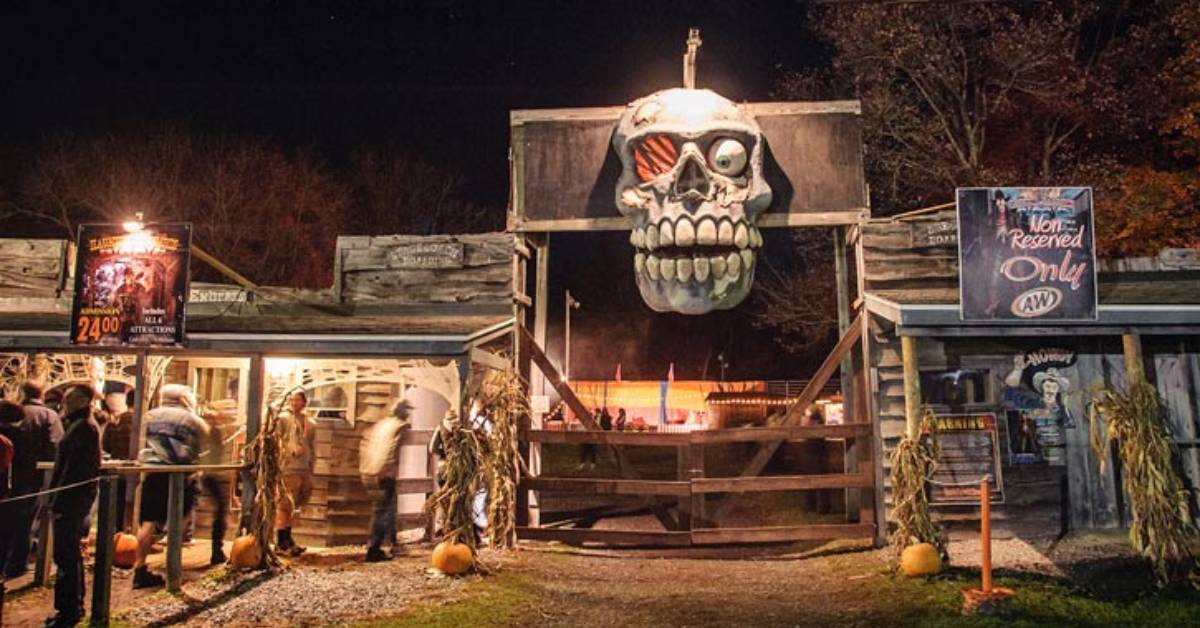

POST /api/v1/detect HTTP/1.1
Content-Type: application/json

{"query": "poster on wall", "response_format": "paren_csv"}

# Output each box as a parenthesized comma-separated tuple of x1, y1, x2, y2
(1001, 348, 1077, 466)
(69, 223, 192, 347)
(957, 187, 1097, 321)
(928, 413, 1004, 505)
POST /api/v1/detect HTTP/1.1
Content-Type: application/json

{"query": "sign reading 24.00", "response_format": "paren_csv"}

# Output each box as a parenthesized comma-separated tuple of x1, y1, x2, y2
(957, 187, 1097, 321)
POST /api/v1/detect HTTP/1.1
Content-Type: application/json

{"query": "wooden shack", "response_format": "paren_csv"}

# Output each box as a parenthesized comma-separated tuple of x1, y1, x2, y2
(856, 209, 1200, 533)
(0, 232, 517, 547)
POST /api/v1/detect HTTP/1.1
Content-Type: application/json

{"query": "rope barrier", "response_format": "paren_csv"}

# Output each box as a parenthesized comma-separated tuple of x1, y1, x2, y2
(0, 477, 103, 505)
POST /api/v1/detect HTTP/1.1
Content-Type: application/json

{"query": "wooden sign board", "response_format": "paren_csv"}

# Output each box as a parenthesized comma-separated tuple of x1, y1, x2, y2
(387, 242, 465, 269)
(928, 413, 1004, 505)
(509, 101, 869, 232)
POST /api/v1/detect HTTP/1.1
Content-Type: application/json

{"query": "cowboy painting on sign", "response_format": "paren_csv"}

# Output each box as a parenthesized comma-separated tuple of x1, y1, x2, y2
(1002, 348, 1078, 465)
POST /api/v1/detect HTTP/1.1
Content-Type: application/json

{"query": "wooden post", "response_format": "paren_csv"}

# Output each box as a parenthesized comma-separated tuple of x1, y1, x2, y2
(1122, 333, 1145, 386)
(34, 468, 53, 587)
(166, 472, 184, 592)
(676, 445, 692, 530)
(835, 226, 858, 518)
(901, 335, 922, 440)
(688, 443, 707, 528)
(980, 476, 992, 593)
(240, 354, 264, 532)
(90, 476, 118, 627)
(127, 352, 147, 530)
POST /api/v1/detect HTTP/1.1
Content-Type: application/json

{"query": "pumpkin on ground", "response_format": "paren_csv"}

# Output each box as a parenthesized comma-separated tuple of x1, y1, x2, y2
(431, 540, 473, 575)
(230, 535, 262, 570)
(900, 542, 942, 576)
(112, 533, 138, 569)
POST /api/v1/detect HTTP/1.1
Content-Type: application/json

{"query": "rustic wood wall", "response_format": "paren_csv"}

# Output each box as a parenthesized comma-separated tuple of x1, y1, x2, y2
(860, 209, 959, 295)
(868, 318, 1134, 531)
(335, 233, 513, 304)
(0, 239, 68, 297)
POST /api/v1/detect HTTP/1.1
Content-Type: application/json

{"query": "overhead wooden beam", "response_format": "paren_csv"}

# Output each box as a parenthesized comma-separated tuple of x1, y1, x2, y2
(470, 347, 509, 371)
(708, 311, 863, 522)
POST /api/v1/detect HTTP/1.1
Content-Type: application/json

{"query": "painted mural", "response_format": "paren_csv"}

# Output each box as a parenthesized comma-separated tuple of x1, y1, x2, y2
(1001, 348, 1077, 465)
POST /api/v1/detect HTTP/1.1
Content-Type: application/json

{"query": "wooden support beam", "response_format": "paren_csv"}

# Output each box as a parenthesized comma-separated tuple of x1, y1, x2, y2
(470, 347, 509, 371)
(1122, 333, 1145, 386)
(708, 312, 864, 522)
(90, 475, 118, 627)
(901, 335, 922, 439)
(240, 354, 263, 533)
(166, 472, 185, 593)
(690, 523, 873, 545)
(690, 471, 874, 494)
(522, 477, 691, 496)
(517, 527, 693, 547)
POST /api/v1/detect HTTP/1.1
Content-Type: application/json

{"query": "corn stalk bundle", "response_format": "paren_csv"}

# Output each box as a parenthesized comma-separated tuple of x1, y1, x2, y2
(424, 416, 487, 548)
(888, 412, 947, 562)
(479, 369, 529, 550)
(1092, 381, 1200, 587)
(242, 387, 300, 570)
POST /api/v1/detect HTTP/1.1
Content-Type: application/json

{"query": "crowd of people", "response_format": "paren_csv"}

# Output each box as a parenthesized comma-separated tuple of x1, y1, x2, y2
(0, 377, 492, 626)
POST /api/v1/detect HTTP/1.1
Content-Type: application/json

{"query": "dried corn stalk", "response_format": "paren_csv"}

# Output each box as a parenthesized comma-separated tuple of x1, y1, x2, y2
(242, 387, 300, 570)
(888, 412, 947, 563)
(424, 413, 487, 549)
(479, 369, 529, 550)
(1092, 381, 1200, 587)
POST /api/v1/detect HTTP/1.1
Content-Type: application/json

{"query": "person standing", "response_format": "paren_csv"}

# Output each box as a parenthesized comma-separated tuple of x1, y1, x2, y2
(4, 382, 63, 580)
(615, 408, 627, 432)
(44, 385, 102, 628)
(198, 405, 232, 565)
(132, 385, 208, 589)
(275, 391, 316, 556)
(0, 399, 33, 579)
(359, 399, 412, 562)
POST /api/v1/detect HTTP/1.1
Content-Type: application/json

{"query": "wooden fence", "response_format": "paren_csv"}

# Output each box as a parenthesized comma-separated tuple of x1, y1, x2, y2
(517, 424, 875, 546)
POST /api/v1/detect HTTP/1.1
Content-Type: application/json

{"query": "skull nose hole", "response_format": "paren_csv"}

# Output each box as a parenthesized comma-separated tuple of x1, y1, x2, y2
(673, 155, 710, 198)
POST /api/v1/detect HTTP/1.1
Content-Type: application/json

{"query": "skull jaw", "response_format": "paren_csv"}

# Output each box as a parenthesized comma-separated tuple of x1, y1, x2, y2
(635, 265, 755, 314)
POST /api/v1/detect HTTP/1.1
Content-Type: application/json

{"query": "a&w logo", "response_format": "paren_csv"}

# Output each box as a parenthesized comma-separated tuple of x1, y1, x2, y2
(1011, 287, 1062, 318)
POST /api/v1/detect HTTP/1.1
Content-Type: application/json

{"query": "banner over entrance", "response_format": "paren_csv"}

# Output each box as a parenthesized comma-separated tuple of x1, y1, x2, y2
(69, 223, 192, 347)
(957, 187, 1097, 322)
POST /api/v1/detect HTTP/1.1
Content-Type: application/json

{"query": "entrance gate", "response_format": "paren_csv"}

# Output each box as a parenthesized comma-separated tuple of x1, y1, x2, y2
(506, 46, 880, 546)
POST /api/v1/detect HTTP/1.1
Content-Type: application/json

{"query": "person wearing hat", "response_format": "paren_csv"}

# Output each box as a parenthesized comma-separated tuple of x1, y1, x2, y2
(360, 399, 413, 562)
(275, 391, 317, 556)
(44, 385, 102, 628)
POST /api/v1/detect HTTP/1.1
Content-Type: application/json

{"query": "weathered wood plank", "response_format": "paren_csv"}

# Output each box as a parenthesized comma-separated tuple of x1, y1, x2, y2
(690, 471, 873, 494)
(523, 429, 690, 446)
(689, 424, 870, 443)
(690, 523, 873, 544)
(517, 526, 693, 547)
(0, 239, 66, 296)
(523, 477, 691, 496)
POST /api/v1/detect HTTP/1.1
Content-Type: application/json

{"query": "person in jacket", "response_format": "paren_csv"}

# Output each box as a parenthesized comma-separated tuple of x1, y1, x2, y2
(360, 399, 412, 562)
(132, 384, 209, 589)
(4, 382, 64, 580)
(275, 391, 316, 556)
(44, 385, 102, 628)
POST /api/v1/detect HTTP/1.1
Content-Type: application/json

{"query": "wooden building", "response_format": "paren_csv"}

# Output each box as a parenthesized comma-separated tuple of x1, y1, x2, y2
(0, 234, 516, 547)
(856, 210, 1200, 533)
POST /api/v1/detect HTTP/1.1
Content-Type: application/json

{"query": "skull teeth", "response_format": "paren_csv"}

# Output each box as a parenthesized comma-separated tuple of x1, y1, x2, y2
(634, 251, 754, 285)
(717, 220, 734, 246)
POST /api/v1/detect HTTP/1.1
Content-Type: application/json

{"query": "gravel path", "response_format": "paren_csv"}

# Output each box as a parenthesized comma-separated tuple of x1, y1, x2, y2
(117, 548, 476, 627)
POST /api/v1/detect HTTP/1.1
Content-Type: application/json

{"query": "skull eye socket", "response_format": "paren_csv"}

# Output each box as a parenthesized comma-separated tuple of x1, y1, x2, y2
(707, 138, 747, 177)
(633, 134, 678, 182)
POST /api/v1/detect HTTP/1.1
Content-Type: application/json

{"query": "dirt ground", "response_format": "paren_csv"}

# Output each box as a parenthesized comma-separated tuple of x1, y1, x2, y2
(4, 532, 1199, 627)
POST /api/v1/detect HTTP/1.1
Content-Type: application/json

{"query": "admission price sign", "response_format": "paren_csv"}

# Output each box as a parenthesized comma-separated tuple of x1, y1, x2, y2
(69, 223, 192, 347)
(957, 187, 1097, 321)
(928, 413, 1004, 505)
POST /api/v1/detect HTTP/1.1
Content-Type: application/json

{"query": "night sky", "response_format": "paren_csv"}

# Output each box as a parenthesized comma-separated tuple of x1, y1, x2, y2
(0, 1, 830, 380)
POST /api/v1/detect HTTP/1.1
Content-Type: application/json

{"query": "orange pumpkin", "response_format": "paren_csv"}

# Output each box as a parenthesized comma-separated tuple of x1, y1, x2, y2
(900, 542, 943, 577)
(229, 535, 262, 570)
(431, 540, 473, 575)
(112, 533, 138, 569)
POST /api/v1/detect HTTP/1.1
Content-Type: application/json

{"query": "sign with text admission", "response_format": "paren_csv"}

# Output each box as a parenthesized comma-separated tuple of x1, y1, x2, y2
(957, 187, 1097, 321)
(69, 223, 192, 347)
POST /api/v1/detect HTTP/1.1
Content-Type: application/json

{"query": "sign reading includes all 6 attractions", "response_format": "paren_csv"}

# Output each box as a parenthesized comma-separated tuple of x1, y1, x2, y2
(957, 187, 1097, 321)
(69, 223, 192, 347)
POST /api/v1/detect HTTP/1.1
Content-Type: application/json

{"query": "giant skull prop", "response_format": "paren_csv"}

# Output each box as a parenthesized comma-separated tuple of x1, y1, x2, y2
(613, 88, 771, 314)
